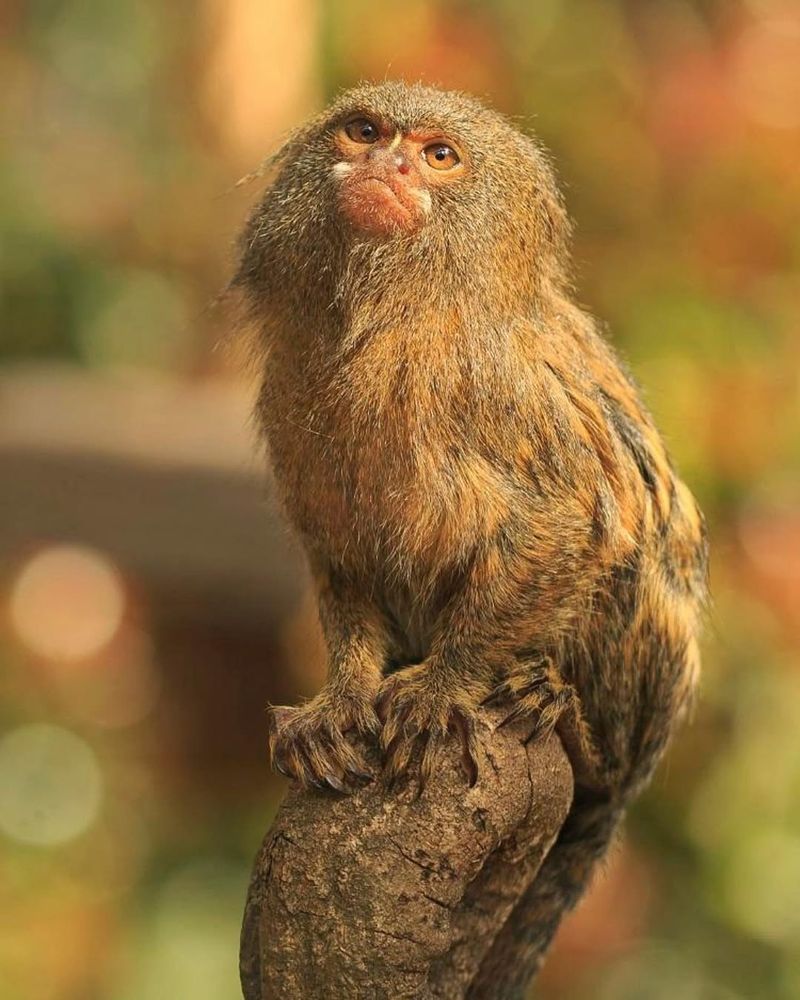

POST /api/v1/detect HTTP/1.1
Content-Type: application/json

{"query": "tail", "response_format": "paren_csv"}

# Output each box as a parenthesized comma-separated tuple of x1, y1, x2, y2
(467, 793, 623, 1000)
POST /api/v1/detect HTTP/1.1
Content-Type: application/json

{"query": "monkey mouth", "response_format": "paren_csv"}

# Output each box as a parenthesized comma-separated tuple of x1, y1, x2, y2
(359, 175, 408, 204)
(339, 175, 423, 236)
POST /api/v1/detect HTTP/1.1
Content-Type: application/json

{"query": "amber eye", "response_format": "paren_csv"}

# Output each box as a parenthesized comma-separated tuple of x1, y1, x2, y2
(423, 143, 460, 170)
(344, 117, 380, 143)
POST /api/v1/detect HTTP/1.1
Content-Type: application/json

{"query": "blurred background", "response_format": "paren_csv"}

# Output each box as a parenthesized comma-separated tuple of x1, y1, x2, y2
(1, 1, 799, 998)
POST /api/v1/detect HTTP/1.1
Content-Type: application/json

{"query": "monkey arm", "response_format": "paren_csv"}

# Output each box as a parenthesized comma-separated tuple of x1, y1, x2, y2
(268, 562, 387, 791)
(314, 562, 388, 702)
(377, 519, 604, 791)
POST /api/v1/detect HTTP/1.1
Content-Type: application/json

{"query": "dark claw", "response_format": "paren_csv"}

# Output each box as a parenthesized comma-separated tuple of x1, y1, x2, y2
(274, 759, 291, 779)
(480, 686, 508, 708)
(382, 728, 412, 768)
(295, 746, 326, 790)
(519, 671, 550, 697)
(322, 772, 346, 793)
(496, 703, 528, 730)
(271, 740, 294, 779)
(379, 703, 412, 750)
(345, 764, 373, 784)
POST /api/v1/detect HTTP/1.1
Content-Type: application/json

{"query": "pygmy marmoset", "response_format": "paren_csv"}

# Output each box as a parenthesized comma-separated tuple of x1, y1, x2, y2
(233, 81, 707, 981)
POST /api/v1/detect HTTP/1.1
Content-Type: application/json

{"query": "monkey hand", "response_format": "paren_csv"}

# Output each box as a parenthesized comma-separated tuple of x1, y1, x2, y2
(267, 685, 380, 793)
(484, 658, 604, 790)
(375, 662, 483, 793)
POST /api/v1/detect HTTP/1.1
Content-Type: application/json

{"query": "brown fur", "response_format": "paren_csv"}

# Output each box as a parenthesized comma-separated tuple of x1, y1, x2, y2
(232, 81, 707, 984)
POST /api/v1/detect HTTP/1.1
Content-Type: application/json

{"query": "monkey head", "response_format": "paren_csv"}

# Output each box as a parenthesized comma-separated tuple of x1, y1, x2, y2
(235, 82, 570, 329)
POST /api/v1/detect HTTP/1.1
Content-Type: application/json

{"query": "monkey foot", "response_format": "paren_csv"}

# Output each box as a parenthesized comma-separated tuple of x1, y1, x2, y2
(267, 690, 380, 793)
(375, 665, 482, 793)
(483, 659, 603, 789)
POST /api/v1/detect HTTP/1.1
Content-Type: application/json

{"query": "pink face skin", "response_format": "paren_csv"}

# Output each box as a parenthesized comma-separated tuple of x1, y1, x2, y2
(332, 115, 466, 237)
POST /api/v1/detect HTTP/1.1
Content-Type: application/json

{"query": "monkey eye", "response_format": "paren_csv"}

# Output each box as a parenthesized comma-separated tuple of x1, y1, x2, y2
(423, 143, 461, 170)
(343, 117, 380, 144)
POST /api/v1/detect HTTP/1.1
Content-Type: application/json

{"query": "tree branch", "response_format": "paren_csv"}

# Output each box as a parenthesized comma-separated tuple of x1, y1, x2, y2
(240, 713, 573, 999)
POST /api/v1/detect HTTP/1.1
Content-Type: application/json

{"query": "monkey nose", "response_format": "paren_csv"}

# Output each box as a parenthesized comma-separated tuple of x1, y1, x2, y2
(368, 147, 412, 175)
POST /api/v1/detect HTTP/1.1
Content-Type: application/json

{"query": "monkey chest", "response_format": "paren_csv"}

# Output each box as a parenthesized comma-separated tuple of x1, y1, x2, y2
(268, 410, 513, 577)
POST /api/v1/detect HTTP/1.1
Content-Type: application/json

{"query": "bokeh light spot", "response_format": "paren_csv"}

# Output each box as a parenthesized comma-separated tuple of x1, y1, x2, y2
(9, 544, 126, 662)
(0, 724, 103, 846)
(62, 630, 162, 729)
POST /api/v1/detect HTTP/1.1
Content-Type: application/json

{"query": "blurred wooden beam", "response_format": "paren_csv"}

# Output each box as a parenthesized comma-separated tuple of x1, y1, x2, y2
(0, 366, 306, 629)
(202, 0, 321, 169)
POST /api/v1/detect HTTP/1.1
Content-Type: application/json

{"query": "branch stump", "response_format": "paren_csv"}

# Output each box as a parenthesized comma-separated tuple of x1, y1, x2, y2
(240, 714, 573, 999)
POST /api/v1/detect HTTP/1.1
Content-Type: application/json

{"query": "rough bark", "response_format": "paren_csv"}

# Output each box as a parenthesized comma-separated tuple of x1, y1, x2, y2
(240, 712, 573, 999)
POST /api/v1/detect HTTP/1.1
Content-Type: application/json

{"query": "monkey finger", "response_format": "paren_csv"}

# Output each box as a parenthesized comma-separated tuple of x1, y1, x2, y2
(496, 701, 531, 730)
(523, 698, 562, 745)
(278, 741, 311, 786)
(379, 703, 412, 750)
(480, 684, 510, 708)
(270, 726, 302, 773)
(324, 729, 373, 786)
(382, 731, 417, 787)
(515, 669, 550, 699)
(297, 746, 330, 791)
(359, 703, 382, 737)
(328, 723, 375, 784)
(302, 735, 343, 788)
(375, 683, 401, 725)
(311, 734, 350, 792)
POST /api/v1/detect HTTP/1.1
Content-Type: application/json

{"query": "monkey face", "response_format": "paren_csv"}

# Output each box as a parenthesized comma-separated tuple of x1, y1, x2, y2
(330, 113, 466, 238)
